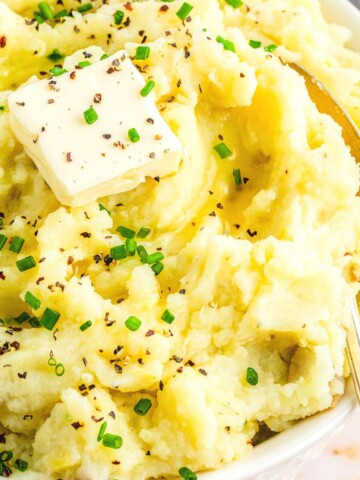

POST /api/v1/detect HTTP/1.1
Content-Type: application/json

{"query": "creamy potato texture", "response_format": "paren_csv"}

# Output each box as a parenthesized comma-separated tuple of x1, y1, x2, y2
(0, 0, 360, 479)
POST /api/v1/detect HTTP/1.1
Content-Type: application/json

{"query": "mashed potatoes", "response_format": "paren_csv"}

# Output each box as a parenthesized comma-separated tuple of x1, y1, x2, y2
(0, 1, 360, 479)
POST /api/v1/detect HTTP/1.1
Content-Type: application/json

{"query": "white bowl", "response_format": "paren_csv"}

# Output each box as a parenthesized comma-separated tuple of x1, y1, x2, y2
(198, 1, 360, 479)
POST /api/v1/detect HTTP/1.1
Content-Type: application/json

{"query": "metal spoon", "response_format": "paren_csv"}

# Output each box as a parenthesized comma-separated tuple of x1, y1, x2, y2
(291, 63, 360, 402)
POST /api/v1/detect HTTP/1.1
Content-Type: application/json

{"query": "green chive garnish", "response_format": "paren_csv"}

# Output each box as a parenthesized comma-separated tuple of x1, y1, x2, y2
(55, 363, 65, 376)
(125, 238, 137, 256)
(47, 49, 65, 62)
(114, 10, 124, 25)
(136, 245, 148, 263)
(216, 36, 236, 53)
(137, 227, 151, 239)
(249, 39, 262, 49)
(0, 451, 13, 462)
(161, 309, 175, 324)
(14, 459, 28, 472)
(116, 226, 136, 239)
(134, 398, 152, 416)
(264, 44, 278, 53)
(110, 245, 127, 260)
(225, 0, 243, 7)
(100, 53, 109, 61)
(128, 128, 140, 143)
(16, 256, 36, 272)
(40, 308, 61, 330)
(97, 421, 107, 441)
(140, 80, 156, 97)
(0, 106, 4, 112)
(9, 236, 25, 253)
(15, 312, 30, 324)
(83, 107, 98, 125)
(146, 252, 164, 264)
(102, 433, 122, 449)
(29, 317, 41, 328)
(0, 234, 7, 250)
(125, 316, 142, 331)
(134, 46, 150, 60)
(233, 168, 242, 185)
(214, 142, 232, 159)
(38, 2, 54, 19)
(48, 357, 57, 366)
(176, 2, 193, 20)
(78, 61, 91, 68)
(34, 12, 45, 24)
(246, 367, 258, 385)
(78, 3, 93, 13)
(54, 9, 69, 19)
(25, 291, 41, 311)
(80, 320, 92, 331)
(50, 67, 68, 76)
(98, 204, 111, 215)
(179, 467, 197, 480)
(151, 262, 163, 276)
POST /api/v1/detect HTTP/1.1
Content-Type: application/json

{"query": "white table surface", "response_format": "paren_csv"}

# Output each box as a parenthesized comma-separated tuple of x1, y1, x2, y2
(297, 407, 360, 479)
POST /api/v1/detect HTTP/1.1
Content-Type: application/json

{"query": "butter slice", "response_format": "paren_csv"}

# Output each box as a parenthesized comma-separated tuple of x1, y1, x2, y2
(7, 51, 182, 207)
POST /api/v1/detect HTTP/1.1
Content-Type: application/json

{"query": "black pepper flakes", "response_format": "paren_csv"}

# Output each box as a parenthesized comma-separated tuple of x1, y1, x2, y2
(17, 372, 27, 379)
(65, 152, 72, 162)
(113, 345, 123, 355)
(114, 364, 122, 374)
(246, 229, 257, 237)
(80, 232, 91, 238)
(71, 421, 83, 430)
(199, 368, 208, 376)
(172, 355, 183, 363)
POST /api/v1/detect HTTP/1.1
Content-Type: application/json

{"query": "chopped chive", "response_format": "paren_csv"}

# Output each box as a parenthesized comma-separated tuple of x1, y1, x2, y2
(78, 61, 91, 68)
(246, 367, 258, 385)
(98, 204, 111, 215)
(0, 217, 3, 225)
(125, 238, 137, 256)
(134, 398, 152, 416)
(125, 316, 142, 332)
(33, 11, 45, 24)
(48, 357, 57, 366)
(38, 2, 54, 19)
(0, 451, 13, 462)
(225, 0, 243, 7)
(179, 467, 197, 480)
(78, 3, 93, 13)
(116, 226, 136, 239)
(47, 49, 65, 62)
(176, 2, 193, 20)
(102, 433, 122, 449)
(14, 459, 28, 472)
(128, 128, 140, 143)
(9, 236, 25, 253)
(0, 106, 4, 112)
(25, 291, 41, 311)
(146, 252, 164, 264)
(29, 317, 41, 328)
(214, 142, 232, 159)
(110, 245, 127, 260)
(83, 107, 98, 125)
(15, 312, 30, 324)
(161, 309, 175, 324)
(137, 227, 151, 239)
(40, 308, 61, 330)
(216, 36, 236, 53)
(140, 80, 156, 97)
(151, 262, 163, 276)
(100, 53, 109, 60)
(97, 421, 107, 441)
(80, 320, 92, 331)
(0, 234, 7, 250)
(134, 46, 150, 60)
(55, 363, 65, 376)
(16, 256, 36, 272)
(54, 9, 69, 19)
(264, 44, 278, 53)
(136, 245, 148, 263)
(249, 39, 262, 49)
(114, 10, 124, 25)
(50, 67, 68, 76)
(233, 168, 242, 185)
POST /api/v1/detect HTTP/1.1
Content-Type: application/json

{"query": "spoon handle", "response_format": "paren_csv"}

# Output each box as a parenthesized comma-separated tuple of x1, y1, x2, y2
(346, 299, 360, 403)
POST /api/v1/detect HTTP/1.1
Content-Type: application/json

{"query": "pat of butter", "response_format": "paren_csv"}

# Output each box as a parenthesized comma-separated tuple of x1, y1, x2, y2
(7, 50, 182, 207)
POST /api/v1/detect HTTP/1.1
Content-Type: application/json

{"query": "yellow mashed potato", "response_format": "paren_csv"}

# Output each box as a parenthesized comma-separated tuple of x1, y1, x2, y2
(0, 0, 360, 479)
